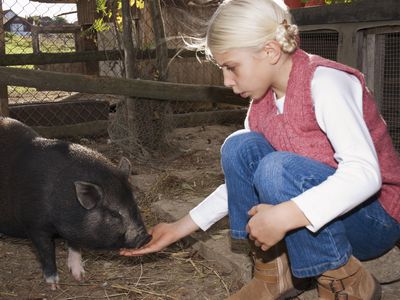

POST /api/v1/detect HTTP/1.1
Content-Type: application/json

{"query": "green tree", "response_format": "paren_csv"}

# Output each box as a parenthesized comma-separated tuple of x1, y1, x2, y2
(53, 16, 68, 25)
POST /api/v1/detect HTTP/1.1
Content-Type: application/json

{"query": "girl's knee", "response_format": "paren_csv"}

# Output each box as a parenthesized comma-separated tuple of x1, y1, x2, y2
(255, 152, 294, 177)
(253, 152, 296, 198)
(221, 132, 264, 156)
(221, 132, 266, 168)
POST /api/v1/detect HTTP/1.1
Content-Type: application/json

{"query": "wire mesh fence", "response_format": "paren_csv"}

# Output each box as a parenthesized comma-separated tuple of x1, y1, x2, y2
(299, 30, 339, 61)
(1, 1, 399, 156)
(2, 0, 78, 103)
(381, 32, 400, 151)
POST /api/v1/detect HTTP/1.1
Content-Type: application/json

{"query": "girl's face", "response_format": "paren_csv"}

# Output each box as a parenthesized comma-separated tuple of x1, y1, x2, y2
(213, 48, 275, 101)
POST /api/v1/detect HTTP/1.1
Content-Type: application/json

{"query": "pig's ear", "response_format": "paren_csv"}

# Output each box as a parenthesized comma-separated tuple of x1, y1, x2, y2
(74, 181, 103, 210)
(118, 157, 131, 177)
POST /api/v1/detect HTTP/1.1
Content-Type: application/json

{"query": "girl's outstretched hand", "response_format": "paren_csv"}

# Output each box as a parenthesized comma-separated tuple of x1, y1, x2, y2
(120, 214, 199, 256)
(120, 223, 176, 256)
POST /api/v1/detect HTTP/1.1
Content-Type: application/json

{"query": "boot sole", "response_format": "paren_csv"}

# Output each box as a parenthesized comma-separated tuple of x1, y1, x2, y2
(275, 287, 304, 300)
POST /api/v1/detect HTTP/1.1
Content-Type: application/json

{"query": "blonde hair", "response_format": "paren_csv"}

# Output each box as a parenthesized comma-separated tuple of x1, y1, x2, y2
(191, 0, 298, 60)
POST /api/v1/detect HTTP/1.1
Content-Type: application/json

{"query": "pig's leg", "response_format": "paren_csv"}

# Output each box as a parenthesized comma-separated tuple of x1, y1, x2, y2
(67, 246, 85, 281)
(29, 233, 59, 290)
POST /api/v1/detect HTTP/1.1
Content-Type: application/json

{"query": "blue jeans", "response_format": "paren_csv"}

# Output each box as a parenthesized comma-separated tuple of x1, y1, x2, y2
(221, 132, 400, 278)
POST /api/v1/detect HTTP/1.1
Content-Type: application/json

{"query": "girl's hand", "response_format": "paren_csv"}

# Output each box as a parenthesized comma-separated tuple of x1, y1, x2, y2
(246, 201, 310, 251)
(120, 223, 178, 256)
(120, 214, 199, 256)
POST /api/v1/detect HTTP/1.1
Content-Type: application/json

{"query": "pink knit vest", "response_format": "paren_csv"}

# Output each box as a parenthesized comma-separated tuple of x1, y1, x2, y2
(248, 49, 400, 223)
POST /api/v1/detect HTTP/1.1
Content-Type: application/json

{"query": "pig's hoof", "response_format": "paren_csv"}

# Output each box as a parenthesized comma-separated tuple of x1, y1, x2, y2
(45, 274, 60, 290)
(70, 267, 86, 282)
(67, 247, 86, 281)
(68, 260, 86, 281)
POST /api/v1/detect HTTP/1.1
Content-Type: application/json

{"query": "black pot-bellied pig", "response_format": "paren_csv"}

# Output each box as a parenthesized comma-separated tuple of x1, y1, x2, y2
(0, 117, 151, 289)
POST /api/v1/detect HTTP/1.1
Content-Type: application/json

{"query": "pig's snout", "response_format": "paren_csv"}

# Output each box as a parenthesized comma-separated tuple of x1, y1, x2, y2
(126, 231, 151, 249)
(135, 232, 152, 248)
(125, 224, 151, 248)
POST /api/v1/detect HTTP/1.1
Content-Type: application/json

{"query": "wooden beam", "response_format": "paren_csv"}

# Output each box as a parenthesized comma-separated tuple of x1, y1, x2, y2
(0, 48, 203, 66)
(0, 66, 245, 106)
(0, 2, 8, 117)
(291, 0, 400, 25)
(121, 0, 138, 78)
(0, 50, 122, 66)
(31, 25, 80, 34)
(150, 0, 168, 80)
(120, 0, 139, 145)
(174, 109, 246, 128)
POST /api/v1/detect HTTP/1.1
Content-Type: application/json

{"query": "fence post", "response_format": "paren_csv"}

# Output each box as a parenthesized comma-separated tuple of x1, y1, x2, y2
(31, 26, 40, 54)
(150, 0, 168, 81)
(77, 0, 99, 75)
(0, 1, 9, 117)
(107, 1, 175, 157)
(122, 0, 138, 79)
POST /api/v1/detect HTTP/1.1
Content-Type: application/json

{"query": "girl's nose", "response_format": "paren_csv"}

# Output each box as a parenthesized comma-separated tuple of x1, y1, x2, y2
(223, 72, 235, 88)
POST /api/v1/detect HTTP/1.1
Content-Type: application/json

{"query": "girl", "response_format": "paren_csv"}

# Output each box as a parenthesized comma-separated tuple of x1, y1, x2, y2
(121, 0, 400, 299)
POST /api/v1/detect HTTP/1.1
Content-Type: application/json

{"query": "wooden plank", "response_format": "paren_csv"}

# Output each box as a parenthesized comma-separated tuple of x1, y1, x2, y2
(0, 1, 8, 117)
(0, 48, 203, 66)
(174, 109, 246, 128)
(31, 25, 80, 34)
(291, 0, 400, 25)
(150, 0, 168, 80)
(0, 51, 121, 66)
(77, 0, 97, 26)
(121, 0, 138, 78)
(121, 0, 139, 143)
(32, 30, 40, 54)
(0, 66, 245, 106)
(80, 24, 99, 75)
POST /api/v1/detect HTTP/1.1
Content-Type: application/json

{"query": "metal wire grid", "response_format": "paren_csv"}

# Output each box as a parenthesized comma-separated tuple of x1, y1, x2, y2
(381, 32, 400, 152)
(299, 28, 399, 152)
(3, 2, 398, 151)
(3, 2, 224, 99)
(9, 100, 109, 127)
(3, 0, 78, 104)
(299, 30, 339, 61)
(159, 2, 233, 115)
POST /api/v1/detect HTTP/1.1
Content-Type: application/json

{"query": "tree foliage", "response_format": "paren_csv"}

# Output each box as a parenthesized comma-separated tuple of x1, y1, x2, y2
(93, 0, 145, 33)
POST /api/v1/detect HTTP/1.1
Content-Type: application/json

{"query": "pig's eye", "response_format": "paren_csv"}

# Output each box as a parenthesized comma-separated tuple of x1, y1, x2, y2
(109, 210, 122, 220)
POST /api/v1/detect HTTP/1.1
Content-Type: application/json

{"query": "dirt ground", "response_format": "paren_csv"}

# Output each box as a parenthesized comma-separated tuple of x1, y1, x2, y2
(0, 123, 242, 300)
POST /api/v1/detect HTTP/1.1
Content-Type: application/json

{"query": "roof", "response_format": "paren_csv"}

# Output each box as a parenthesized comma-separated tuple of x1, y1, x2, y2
(3, 10, 32, 28)
(3, 10, 16, 25)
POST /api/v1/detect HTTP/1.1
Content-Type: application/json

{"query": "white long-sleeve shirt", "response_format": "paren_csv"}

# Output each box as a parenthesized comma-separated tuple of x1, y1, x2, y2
(189, 66, 382, 233)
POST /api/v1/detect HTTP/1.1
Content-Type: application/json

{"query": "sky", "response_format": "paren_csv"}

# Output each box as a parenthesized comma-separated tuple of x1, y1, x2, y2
(2, 0, 78, 23)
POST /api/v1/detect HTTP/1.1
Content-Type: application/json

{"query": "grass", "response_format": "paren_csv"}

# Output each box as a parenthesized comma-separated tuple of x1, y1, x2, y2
(5, 34, 33, 55)
(4, 32, 77, 103)
(5, 32, 76, 55)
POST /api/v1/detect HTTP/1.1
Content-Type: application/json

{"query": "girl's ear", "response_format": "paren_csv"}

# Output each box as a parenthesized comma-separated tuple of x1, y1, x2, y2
(263, 41, 282, 65)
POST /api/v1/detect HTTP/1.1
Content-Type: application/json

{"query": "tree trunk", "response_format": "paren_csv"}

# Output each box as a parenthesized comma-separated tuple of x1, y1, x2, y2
(121, 0, 138, 141)
(112, 0, 172, 157)
(150, 0, 168, 81)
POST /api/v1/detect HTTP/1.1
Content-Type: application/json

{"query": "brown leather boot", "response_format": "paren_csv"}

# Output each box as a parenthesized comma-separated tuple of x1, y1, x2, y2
(227, 242, 307, 300)
(317, 256, 381, 300)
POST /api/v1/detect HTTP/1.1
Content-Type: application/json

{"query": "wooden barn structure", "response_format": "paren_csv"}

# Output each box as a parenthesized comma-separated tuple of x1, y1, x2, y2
(3, 10, 33, 36)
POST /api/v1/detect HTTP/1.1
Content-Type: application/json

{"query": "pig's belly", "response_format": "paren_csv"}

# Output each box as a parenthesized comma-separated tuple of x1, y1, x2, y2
(0, 221, 29, 238)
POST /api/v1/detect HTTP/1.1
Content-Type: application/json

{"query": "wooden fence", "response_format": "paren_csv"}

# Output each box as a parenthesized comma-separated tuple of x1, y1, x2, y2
(0, 66, 244, 107)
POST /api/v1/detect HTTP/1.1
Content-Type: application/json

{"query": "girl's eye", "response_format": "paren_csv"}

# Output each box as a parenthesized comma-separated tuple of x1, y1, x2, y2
(226, 66, 235, 72)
